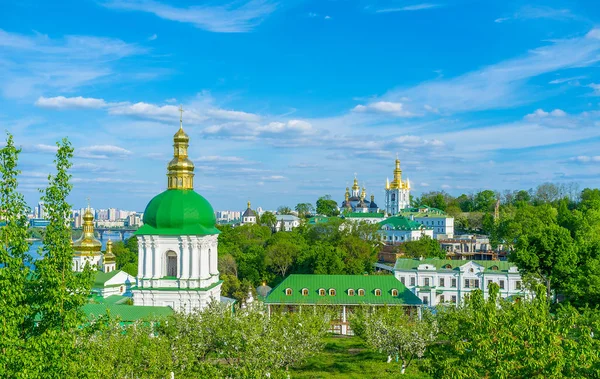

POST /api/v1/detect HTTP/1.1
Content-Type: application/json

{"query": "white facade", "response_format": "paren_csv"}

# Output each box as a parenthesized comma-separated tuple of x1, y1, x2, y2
(93, 270, 135, 297)
(412, 216, 454, 238)
(380, 227, 434, 243)
(133, 234, 221, 313)
(384, 159, 411, 215)
(72, 254, 101, 272)
(274, 215, 300, 231)
(394, 259, 529, 306)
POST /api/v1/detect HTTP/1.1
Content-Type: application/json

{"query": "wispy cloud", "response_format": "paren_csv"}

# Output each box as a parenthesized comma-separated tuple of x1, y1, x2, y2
(35, 96, 108, 109)
(0, 29, 145, 99)
(569, 156, 600, 164)
(495, 5, 583, 23)
(374, 28, 600, 114)
(102, 0, 278, 33)
(352, 101, 415, 117)
(375, 3, 441, 13)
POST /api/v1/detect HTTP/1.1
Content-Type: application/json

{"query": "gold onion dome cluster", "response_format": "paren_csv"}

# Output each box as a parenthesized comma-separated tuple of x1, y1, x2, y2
(135, 111, 219, 237)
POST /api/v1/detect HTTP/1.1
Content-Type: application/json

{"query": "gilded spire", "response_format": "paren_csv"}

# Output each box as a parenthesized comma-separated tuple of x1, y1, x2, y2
(390, 158, 402, 189)
(360, 186, 366, 200)
(385, 177, 390, 190)
(104, 239, 115, 263)
(247, 201, 251, 209)
(352, 177, 359, 191)
(73, 201, 102, 256)
(167, 105, 195, 190)
(345, 187, 349, 202)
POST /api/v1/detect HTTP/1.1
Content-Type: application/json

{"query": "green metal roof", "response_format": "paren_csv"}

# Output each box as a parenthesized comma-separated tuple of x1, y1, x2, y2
(342, 213, 386, 219)
(265, 274, 421, 306)
(379, 216, 430, 230)
(82, 303, 173, 322)
(93, 270, 123, 287)
(308, 216, 330, 224)
(136, 189, 220, 236)
(394, 258, 516, 273)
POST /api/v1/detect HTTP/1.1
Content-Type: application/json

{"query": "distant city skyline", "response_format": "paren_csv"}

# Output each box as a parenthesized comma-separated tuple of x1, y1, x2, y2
(3, 1, 600, 210)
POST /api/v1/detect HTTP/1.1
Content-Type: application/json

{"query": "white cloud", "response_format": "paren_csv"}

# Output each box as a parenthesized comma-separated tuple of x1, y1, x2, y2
(0, 29, 145, 99)
(78, 145, 132, 159)
(495, 5, 581, 23)
(206, 108, 261, 122)
(588, 83, 600, 96)
(203, 119, 315, 140)
(376, 3, 441, 13)
(352, 101, 414, 117)
(525, 108, 567, 119)
(35, 96, 107, 109)
(102, 0, 278, 33)
(28, 144, 58, 154)
(377, 28, 600, 114)
(148, 33, 158, 41)
(569, 156, 600, 164)
(261, 175, 286, 181)
(549, 76, 586, 84)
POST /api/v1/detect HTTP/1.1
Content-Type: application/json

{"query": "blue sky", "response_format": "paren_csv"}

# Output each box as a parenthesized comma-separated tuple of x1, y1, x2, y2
(1, 0, 600, 212)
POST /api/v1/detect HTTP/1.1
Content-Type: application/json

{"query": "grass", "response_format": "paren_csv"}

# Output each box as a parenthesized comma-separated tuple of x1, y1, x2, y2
(291, 334, 431, 378)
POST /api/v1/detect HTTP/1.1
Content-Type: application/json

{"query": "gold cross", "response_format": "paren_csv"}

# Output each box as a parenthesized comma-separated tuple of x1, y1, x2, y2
(179, 105, 184, 127)
(86, 197, 90, 210)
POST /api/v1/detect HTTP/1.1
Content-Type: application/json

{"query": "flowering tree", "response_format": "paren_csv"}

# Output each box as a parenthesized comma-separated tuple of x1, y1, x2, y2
(353, 307, 437, 374)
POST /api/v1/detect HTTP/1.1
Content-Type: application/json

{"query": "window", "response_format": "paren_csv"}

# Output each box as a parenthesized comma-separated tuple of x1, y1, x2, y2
(451, 295, 457, 303)
(444, 264, 452, 269)
(358, 289, 365, 296)
(319, 288, 326, 296)
(301, 288, 309, 296)
(400, 277, 406, 285)
(499, 280, 505, 289)
(440, 278, 445, 287)
(391, 289, 398, 296)
(516, 281, 522, 290)
(410, 277, 416, 286)
(424, 278, 430, 286)
(166, 251, 177, 277)
(469, 268, 474, 273)
(348, 289, 355, 296)
(451, 278, 457, 287)
(374, 289, 382, 296)
(329, 289, 336, 296)
(285, 288, 293, 296)
(440, 295, 445, 303)
(491, 265, 499, 271)
(464, 279, 479, 288)
(487, 280, 492, 288)
(119, 285, 124, 294)
(423, 296, 429, 305)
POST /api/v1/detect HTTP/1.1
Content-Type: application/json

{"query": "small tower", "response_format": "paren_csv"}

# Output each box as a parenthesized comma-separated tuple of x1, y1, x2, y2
(103, 239, 116, 273)
(72, 203, 102, 272)
(369, 194, 379, 213)
(385, 158, 411, 215)
(242, 201, 257, 224)
(343, 187, 352, 211)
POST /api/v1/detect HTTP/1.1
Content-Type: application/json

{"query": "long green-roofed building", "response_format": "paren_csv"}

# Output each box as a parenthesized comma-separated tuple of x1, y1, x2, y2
(265, 274, 422, 335)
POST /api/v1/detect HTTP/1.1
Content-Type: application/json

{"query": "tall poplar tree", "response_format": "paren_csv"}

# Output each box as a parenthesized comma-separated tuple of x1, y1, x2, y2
(28, 138, 92, 377)
(0, 134, 32, 377)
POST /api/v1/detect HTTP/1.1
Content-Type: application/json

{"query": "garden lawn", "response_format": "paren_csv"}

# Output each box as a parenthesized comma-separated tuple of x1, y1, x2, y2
(292, 335, 430, 378)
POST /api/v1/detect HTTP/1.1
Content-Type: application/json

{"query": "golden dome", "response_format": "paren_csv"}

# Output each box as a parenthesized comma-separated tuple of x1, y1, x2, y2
(167, 106, 195, 190)
(73, 205, 102, 256)
(103, 239, 116, 264)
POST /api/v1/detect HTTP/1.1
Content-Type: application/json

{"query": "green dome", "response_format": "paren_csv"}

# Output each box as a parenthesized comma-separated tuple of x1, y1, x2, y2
(135, 189, 219, 236)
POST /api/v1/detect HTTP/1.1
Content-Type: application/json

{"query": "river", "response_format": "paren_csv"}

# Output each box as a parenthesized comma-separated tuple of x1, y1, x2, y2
(27, 231, 134, 259)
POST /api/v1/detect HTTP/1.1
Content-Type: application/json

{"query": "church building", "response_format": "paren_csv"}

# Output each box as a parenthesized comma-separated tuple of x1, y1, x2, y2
(132, 110, 222, 313)
(385, 158, 411, 215)
(341, 177, 379, 214)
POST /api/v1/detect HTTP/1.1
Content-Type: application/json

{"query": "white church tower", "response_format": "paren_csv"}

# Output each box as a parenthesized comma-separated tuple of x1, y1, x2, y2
(385, 158, 411, 216)
(132, 107, 221, 313)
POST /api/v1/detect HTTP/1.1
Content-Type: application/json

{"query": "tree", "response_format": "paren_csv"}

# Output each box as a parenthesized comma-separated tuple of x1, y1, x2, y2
(417, 191, 449, 211)
(29, 138, 93, 376)
(0, 134, 33, 376)
(218, 254, 238, 277)
(259, 211, 277, 230)
(266, 235, 300, 278)
(316, 195, 339, 217)
(277, 206, 293, 215)
(397, 235, 445, 259)
(295, 203, 314, 218)
(511, 224, 578, 300)
(474, 190, 496, 211)
(352, 307, 437, 374)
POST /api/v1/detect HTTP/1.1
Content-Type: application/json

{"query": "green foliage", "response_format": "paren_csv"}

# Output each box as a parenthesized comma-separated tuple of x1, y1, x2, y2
(277, 205, 293, 215)
(0, 134, 32, 376)
(396, 235, 445, 259)
(295, 202, 314, 218)
(112, 237, 138, 273)
(316, 195, 340, 217)
(259, 210, 277, 229)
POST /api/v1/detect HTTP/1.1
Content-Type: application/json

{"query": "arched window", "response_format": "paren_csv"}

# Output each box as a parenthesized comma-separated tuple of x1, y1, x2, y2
(119, 285, 124, 294)
(491, 265, 499, 271)
(469, 268, 474, 273)
(329, 289, 336, 296)
(301, 288, 309, 296)
(285, 288, 293, 296)
(166, 251, 178, 277)
(375, 289, 382, 296)
(348, 289, 355, 296)
(319, 288, 326, 296)
(444, 264, 452, 269)
(358, 289, 365, 296)
(391, 289, 398, 297)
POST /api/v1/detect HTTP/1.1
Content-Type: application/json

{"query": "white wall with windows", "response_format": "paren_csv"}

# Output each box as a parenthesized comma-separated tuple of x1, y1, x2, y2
(394, 260, 528, 306)
(411, 216, 454, 238)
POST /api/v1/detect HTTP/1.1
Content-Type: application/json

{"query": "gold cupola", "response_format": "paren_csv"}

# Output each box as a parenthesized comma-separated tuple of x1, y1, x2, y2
(345, 187, 350, 202)
(391, 158, 402, 189)
(104, 239, 115, 264)
(73, 205, 102, 256)
(352, 177, 359, 192)
(167, 105, 195, 190)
